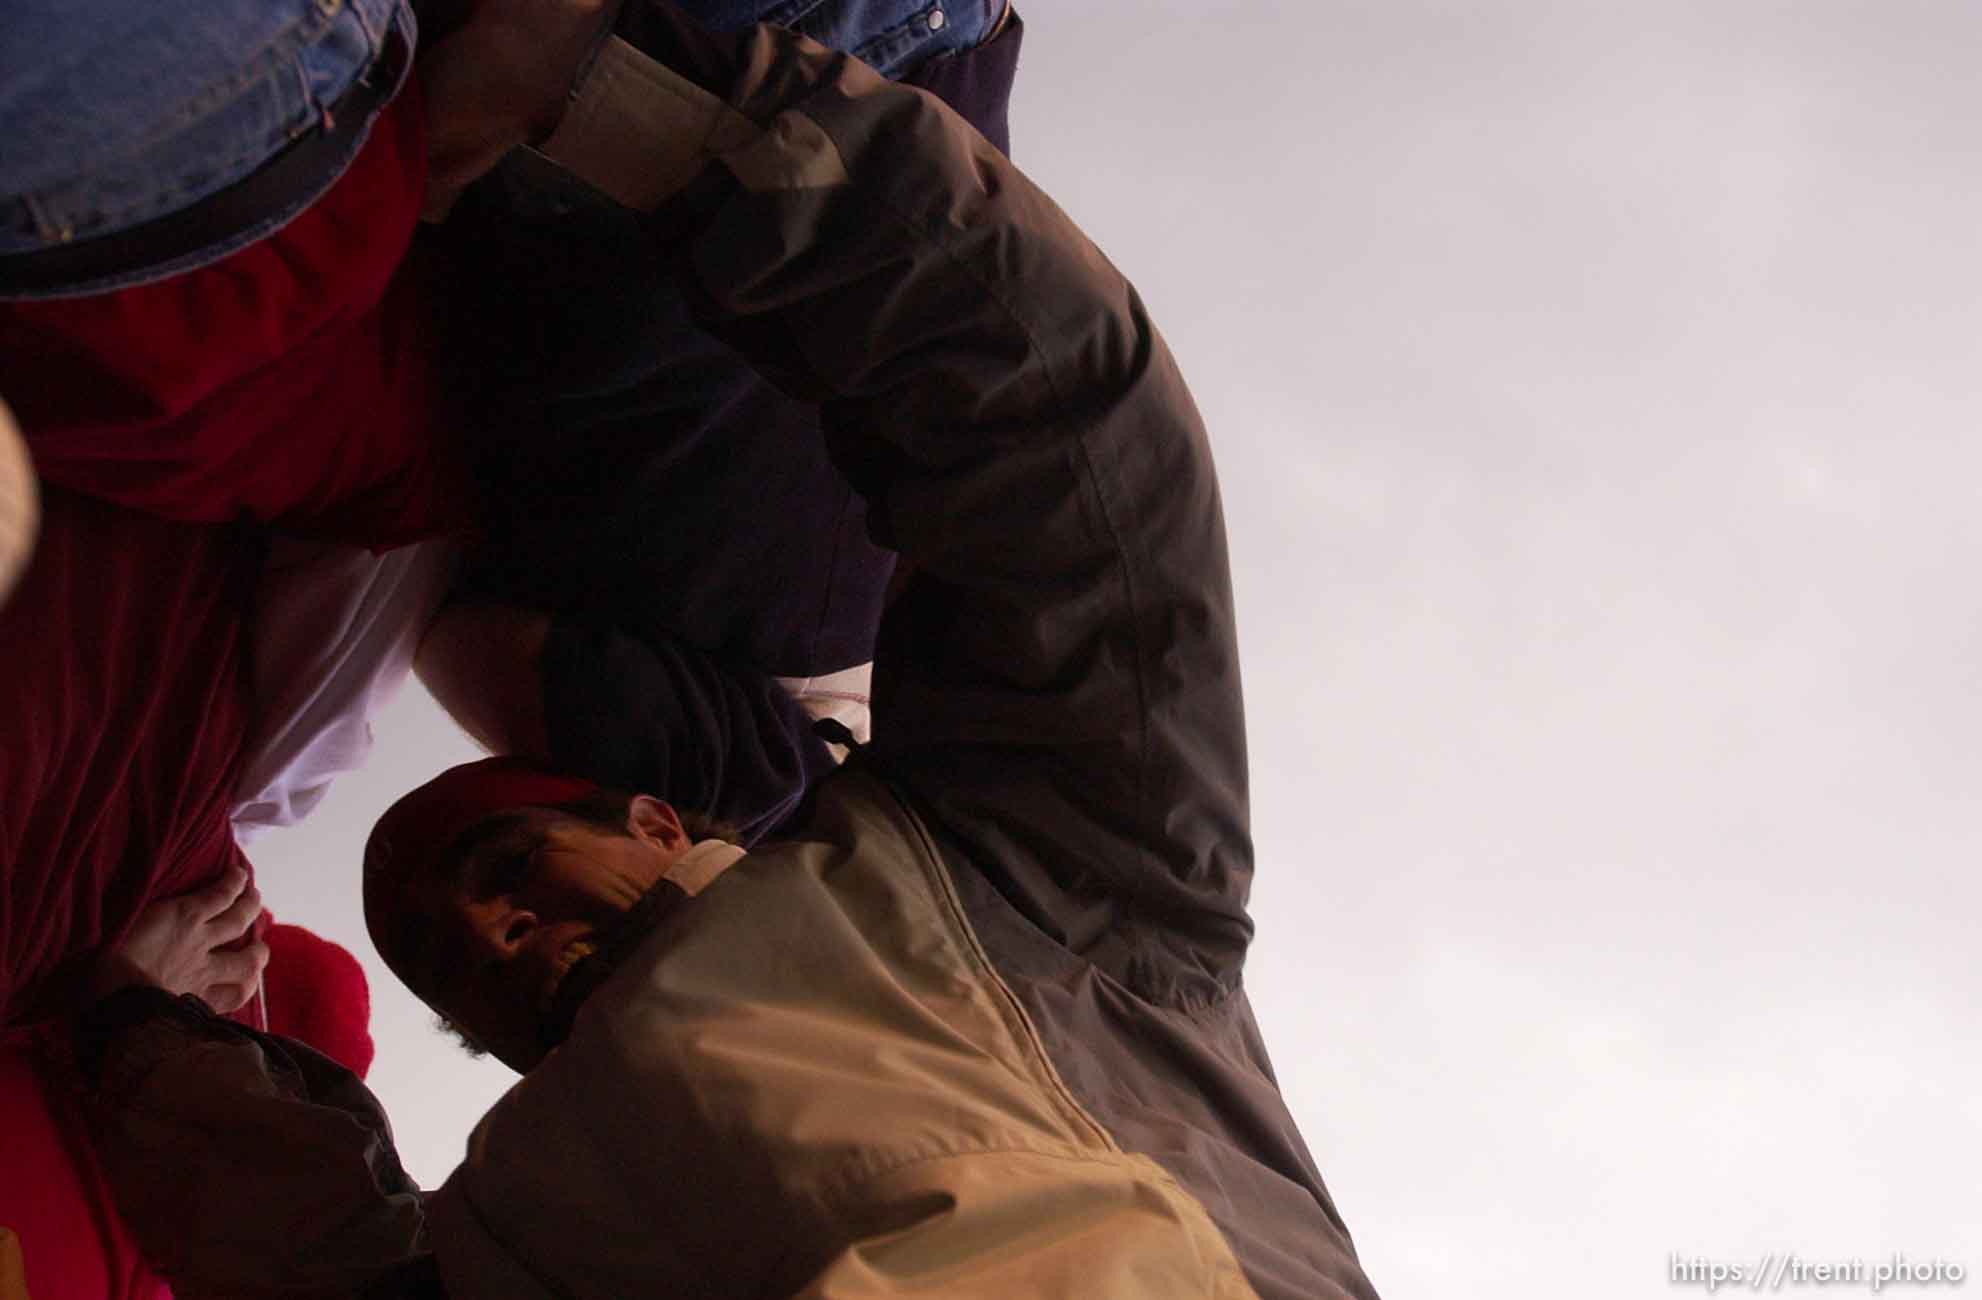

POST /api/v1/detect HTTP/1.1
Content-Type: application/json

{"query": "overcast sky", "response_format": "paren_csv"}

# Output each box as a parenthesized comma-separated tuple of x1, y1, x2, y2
(254, 4, 1982, 1296)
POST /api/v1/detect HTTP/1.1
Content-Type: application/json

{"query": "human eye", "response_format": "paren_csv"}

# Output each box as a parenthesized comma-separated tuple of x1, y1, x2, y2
(477, 848, 535, 899)
(474, 840, 541, 899)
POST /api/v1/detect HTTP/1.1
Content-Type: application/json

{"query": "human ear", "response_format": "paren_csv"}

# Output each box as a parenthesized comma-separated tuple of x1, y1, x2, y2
(625, 795, 688, 850)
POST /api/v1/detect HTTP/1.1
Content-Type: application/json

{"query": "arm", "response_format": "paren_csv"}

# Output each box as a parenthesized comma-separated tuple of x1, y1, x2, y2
(414, 601, 555, 758)
(519, 8, 1254, 997)
(72, 988, 437, 1299)
(418, 600, 836, 842)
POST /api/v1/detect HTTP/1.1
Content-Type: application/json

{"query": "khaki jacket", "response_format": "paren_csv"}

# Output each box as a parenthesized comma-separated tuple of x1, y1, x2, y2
(431, 772, 1256, 1298)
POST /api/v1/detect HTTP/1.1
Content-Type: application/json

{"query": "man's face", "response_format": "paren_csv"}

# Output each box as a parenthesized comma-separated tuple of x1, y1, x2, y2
(377, 797, 690, 1071)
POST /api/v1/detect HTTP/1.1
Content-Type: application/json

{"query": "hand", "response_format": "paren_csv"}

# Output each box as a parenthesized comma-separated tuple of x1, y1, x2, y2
(96, 868, 270, 1013)
(419, 0, 617, 221)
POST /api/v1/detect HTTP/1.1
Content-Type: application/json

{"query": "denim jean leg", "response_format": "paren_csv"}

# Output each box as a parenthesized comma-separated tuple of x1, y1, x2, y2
(679, 0, 1001, 78)
(0, 0, 415, 298)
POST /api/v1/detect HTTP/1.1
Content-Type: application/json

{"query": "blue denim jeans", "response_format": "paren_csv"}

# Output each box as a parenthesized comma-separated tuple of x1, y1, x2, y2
(0, 0, 1000, 298)
(0, 0, 415, 296)
(686, 0, 1001, 76)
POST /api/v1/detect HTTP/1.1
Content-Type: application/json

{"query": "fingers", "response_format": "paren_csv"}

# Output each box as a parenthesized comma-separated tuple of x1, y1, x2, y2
(203, 983, 254, 1015)
(108, 870, 273, 1003)
(186, 866, 253, 923)
(201, 940, 271, 1014)
(207, 877, 264, 941)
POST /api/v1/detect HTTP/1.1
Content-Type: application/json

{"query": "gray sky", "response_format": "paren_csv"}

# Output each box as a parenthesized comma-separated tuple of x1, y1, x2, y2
(253, 4, 1982, 1296)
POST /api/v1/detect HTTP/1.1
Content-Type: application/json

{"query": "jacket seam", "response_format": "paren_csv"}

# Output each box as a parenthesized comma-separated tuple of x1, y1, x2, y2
(874, 774, 1122, 1156)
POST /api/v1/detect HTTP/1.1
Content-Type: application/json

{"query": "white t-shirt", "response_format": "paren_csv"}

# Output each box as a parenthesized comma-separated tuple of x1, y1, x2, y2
(231, 538, 458, 842)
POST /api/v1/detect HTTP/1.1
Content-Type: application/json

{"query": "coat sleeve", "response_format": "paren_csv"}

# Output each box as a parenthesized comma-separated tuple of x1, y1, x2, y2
(536, 6, 1256, 1001)
(71, 988, 438, 1300)
(539, 616, 838, 844)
